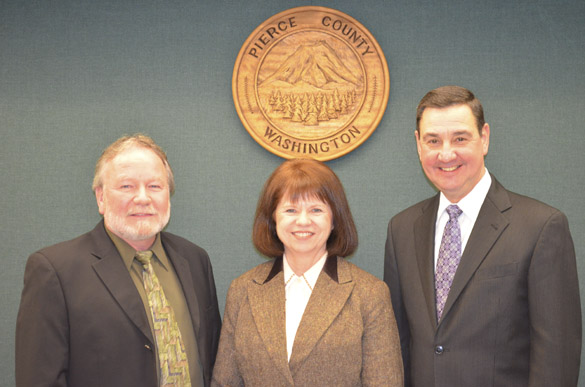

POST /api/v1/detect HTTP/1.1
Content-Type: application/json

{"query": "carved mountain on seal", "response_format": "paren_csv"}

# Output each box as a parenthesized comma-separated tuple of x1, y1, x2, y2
(260, 41, 360, 89)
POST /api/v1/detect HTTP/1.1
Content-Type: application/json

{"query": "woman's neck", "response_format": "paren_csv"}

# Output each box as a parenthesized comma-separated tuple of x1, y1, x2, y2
(284, 250, 327, 276)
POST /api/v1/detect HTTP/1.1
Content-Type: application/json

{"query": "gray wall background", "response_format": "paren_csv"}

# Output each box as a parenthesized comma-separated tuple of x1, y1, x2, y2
(2, 0, 584, 385)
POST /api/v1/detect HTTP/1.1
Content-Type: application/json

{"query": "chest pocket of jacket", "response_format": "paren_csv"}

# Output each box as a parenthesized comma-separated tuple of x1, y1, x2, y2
(476, 262, 518, 280)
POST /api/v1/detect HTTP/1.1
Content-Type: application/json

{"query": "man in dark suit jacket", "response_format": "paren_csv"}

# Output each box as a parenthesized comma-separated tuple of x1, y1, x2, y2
(16, 134, 221, 387)
(384, 86, 581, 386)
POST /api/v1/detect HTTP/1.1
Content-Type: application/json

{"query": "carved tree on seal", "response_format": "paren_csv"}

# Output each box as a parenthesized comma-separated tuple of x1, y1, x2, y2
(257, 39, 364, 135)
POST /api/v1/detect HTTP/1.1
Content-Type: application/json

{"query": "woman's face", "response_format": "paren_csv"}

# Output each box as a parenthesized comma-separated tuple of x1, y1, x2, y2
(274, 194, 333, 263)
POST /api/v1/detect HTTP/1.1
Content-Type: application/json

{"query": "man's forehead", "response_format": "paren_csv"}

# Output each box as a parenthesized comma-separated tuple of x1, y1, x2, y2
(102, 147, 164, 176)
(113, 145, 154, 158)
(108, 147, 160, 165)
(420, 106, 476, 131)
(422, 104, 472, 118)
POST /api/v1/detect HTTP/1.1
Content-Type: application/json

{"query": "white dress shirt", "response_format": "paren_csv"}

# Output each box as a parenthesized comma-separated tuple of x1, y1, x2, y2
(434, 169, 492, 270)
(283, 252, 327, 361)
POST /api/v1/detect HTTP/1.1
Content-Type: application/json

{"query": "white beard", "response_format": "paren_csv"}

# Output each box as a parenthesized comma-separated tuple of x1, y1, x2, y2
(104, 205, 171, 242)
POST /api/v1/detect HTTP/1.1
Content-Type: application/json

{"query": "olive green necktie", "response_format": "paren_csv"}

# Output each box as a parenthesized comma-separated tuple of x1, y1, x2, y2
(136, 250, 191, 387)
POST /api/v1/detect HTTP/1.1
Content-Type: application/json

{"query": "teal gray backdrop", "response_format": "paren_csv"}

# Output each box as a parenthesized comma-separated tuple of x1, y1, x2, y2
(2, 0, 584, 385)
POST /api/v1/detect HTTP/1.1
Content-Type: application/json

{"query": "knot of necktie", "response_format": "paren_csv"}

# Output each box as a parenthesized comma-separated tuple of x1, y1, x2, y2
(135, 250, 153, 267)
(446, 204, 462, 221)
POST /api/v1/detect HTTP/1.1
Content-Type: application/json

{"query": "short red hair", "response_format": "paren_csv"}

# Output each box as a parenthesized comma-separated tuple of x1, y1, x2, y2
(252, 159, 358, 258)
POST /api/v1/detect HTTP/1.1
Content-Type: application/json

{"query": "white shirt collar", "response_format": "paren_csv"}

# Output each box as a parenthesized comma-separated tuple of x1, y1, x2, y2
(438, 168, 492, 224)
(283, 252, 328, 289)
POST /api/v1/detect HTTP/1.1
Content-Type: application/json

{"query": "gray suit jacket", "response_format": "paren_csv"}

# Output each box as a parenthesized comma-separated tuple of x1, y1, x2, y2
(15, 220, 221, 387)
(384, 176, 581, 386)
(212, 256, 404, 386)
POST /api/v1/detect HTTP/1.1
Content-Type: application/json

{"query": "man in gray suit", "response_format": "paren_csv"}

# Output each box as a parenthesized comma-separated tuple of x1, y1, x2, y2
(384, 86, 581, 386)
(16, 134, 221, 386)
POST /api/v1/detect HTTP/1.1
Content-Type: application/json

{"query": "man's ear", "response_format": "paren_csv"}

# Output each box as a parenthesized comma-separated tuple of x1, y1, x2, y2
(481, 123, 490, 156)
(415, 130, 422, 160)
(95, 187, 105, 215)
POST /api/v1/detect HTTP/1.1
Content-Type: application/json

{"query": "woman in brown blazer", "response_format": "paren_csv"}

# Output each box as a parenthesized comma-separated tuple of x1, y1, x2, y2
(212, 159, 403, 386)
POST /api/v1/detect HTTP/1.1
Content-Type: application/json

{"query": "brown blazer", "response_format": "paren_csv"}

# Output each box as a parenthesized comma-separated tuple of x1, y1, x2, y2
(212, 256, 404, 386)
(384, 176, 581, 386)
(15, 221, 221, 387)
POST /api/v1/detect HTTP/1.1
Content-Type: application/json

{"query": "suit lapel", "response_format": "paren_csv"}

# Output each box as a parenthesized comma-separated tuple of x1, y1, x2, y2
(90, 223, 154, 344)
(163, 239, 201, 336)
(414, 196, 440, 329)
(288, 257, 355, 375)
(440, 178, 511, 321)
(248, 260, 294, 385)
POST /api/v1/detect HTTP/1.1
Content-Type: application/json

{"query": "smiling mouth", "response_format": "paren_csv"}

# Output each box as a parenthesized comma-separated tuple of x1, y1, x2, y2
(292, 232, 314, 237)
(440, 166, 459, 172)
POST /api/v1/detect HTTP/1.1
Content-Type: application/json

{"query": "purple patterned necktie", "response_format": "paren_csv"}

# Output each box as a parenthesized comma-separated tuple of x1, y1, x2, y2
(435, 205, 463, 321)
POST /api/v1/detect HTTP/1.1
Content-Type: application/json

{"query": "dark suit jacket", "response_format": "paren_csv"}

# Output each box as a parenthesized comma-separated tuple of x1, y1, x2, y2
(212, 256, 404, 386)
(384, 176, 581, 386)
(15, 220, 221, 387)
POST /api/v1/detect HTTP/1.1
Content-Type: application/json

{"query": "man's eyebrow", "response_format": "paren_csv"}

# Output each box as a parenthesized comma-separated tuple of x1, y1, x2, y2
(452, 130, 472, 136)
(421, 132, 439, 139)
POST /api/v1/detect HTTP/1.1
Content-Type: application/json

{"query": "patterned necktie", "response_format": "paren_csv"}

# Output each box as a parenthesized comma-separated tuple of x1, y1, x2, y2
(435, 205, 463, 321)
(135, 250, 191, 387)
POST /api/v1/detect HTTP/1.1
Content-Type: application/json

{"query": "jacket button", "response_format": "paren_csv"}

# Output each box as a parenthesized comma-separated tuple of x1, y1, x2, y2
(144, 344, 152, 351)
(435, 345, 444, 355)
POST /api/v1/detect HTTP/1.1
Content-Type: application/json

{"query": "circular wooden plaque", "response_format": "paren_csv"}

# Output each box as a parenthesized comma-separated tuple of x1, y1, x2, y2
(233, 6, 390, 160)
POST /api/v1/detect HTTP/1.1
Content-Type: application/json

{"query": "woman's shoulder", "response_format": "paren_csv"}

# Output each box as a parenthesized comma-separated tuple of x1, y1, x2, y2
(223, 259, 277, 309)
(339, 258, 389, 295)
(229, 259, 276, 288)
(340, 258, 384, 283)
(338, 259, 392, 315)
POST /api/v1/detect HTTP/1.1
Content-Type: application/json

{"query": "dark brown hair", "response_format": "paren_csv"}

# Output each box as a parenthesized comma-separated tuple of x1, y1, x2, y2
(252, 158, 358, 258)
(416, 85, 485, 134)
(92, 134, 175, 195)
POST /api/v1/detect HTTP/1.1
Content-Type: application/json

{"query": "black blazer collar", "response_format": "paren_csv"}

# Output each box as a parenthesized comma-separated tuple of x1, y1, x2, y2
(263, 255, 339, 284)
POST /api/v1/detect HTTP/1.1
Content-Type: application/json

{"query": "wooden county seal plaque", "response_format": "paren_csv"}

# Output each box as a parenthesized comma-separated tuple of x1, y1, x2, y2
(233, 6, 390, 161)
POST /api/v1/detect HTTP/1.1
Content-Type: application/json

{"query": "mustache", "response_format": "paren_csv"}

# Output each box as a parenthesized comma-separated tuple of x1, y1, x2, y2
(127, 208, 157, 216)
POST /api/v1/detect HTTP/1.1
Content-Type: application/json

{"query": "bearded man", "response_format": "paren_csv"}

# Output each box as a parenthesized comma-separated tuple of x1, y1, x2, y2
(16, 134, 221, 387)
